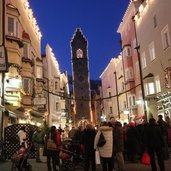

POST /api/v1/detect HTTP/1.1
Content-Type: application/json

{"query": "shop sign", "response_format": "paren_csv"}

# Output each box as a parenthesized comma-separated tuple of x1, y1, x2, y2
(33, 97, 46, 105)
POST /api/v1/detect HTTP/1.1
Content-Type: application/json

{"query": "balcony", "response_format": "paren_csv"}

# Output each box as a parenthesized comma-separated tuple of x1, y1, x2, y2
(22, 57, 34, 66)
(6, 35, 24, 48)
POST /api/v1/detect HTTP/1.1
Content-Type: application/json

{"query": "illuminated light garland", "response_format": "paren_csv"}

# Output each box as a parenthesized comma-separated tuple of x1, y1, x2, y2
(49, 47, 60, 74)
(134, 0, 152, 25)
(21, 0, 42, 39)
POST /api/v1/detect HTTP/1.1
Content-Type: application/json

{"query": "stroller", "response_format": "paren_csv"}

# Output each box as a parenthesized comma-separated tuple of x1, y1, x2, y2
(59, 138, 84, 170)
(11, 144, 32, 171)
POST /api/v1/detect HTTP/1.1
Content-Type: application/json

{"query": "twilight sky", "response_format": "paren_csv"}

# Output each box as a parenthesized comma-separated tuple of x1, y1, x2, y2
(29, 0, 130, 80)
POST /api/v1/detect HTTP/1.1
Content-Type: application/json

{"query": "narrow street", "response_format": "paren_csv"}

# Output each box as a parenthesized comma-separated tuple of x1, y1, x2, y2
(0, 152, 171, 171)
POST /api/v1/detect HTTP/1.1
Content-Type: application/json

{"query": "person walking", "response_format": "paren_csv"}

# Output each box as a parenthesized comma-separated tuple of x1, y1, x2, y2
(17, 126, 27, 148)
(44, 126, 61, 171)
(158, 115, 170, 160)
(32, 127, 44, 162)
(94, 121, 113, 171)
(81, 124, 96, 171)
(144, 118, 165, 171)
(126, 122, 141, 162)
(113, 121, 125, 171)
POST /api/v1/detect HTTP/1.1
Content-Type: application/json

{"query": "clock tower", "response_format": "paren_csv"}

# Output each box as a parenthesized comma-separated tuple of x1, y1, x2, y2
(71, 28, 91, 125)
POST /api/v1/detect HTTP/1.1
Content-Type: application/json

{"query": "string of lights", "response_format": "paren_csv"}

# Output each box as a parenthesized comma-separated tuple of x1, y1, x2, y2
(43, 82, 141, 102)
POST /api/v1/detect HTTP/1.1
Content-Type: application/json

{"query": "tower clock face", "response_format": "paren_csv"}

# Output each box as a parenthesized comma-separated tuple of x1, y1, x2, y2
(76, 48, 83, 58)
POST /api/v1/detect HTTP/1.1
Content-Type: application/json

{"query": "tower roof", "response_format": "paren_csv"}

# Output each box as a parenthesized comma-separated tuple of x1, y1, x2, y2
(71, 28, 87, 46)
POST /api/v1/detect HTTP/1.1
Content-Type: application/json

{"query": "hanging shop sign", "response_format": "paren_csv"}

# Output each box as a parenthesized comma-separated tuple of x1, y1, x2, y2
(0, 46, 8, 72)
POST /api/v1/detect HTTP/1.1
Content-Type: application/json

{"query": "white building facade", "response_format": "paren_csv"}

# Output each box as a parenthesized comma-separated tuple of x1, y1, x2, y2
(43, 44, 69, 128)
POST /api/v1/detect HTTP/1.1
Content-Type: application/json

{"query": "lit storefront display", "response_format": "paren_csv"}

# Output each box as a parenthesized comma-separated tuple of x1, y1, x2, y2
(157, 92, 171, 118)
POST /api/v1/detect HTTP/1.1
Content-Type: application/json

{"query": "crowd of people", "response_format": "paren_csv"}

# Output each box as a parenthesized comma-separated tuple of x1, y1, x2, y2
(16, 114, 171, 171)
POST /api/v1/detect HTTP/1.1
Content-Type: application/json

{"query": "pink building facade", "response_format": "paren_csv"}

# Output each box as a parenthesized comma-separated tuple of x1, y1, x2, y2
(117, 1, 144, 123)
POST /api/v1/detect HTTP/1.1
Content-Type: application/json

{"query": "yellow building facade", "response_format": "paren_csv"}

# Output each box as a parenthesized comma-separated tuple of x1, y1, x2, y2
(2, 0, 44, 128)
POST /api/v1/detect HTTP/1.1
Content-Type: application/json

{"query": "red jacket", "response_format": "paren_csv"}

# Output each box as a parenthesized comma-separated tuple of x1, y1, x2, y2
(56, 130, 61, 150)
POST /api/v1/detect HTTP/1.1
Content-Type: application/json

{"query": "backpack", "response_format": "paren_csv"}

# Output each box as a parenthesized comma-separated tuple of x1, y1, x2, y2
(97, 132, 106, 147)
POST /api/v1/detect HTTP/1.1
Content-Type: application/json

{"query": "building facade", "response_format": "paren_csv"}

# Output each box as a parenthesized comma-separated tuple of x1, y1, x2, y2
(100, 58, 120, 120)
(134, 0, 171, 120)
(71, 28, 91, 126)
(117, 1, 144, 123)
(43, 44, 69, 128)
(4, 0, 44, 126)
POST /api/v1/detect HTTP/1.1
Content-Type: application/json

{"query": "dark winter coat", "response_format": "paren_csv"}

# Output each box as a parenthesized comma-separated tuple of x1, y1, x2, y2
(126, 126, 141, 154)
(113, 121, 124, 153)
(81, 128, 96, 156)
(143, 123, 164, 149)
(158, 119, 168, 137)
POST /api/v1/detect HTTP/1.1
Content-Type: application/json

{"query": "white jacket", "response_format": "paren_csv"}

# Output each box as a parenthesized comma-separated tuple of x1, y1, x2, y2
(17, 130, 27, 148)
(94, 126, 113, 158)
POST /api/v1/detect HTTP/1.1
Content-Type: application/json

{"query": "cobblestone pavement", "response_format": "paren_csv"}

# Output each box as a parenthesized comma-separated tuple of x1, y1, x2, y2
(0, 151, 171, 171)
(0, 157, 171, 171)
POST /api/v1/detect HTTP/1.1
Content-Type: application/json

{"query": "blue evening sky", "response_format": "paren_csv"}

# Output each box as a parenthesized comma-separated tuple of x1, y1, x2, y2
(29, 0, 130, 80)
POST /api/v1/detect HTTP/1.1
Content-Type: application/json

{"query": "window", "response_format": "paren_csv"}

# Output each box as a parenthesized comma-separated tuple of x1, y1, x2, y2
(132, 96, 136, 106)
(149, 41, 156, 61)
(55, 81, 59, 91)
(56, 102, 59, 111)
(128, 95, 136, 107)
(110, 106, 112, 114)
(145, 82, 155, 95)
(153, 15, 157, 28)
(36, 66, 42, 78)
(125, 67, 134, 81)
(122, 82, 124, 91)
(123, 46, 131, 57)
(8, 16, 19, 37)
(161, 25, 170, 50)
(23, 78, 32, 94)
(149, 82, 155, 94)
(129, 96, 132, 107)
(23, 43, 29, 58)
(155, 75, 161, 93)
(109, 92, 111, 97)
(141, 52, 147, 68)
